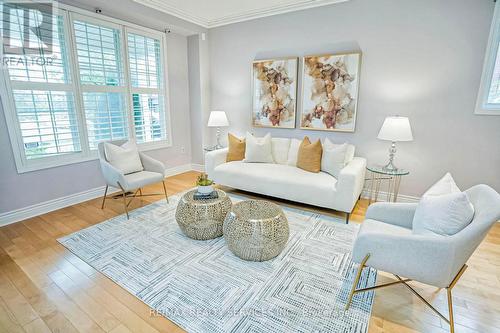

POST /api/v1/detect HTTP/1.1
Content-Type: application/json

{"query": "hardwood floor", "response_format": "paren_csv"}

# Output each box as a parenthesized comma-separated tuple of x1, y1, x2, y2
(0, 171, 499, 333)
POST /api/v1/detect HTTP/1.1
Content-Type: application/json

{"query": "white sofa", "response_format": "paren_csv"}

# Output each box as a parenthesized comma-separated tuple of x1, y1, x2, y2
(205, 138, 366, 223)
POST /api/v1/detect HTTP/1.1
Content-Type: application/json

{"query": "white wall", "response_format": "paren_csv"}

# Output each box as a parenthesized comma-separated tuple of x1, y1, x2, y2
(0, 11, 195, 213)
(207, 0, 500, 197)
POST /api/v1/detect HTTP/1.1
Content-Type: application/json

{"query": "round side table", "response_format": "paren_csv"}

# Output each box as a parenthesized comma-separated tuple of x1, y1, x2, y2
(175, 189, 232, 240)
(223, 200, 289, 262)
(366, 165, 409, 203)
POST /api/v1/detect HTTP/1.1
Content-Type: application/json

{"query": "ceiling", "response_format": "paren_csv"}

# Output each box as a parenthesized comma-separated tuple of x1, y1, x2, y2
(132, 0, 349, 28)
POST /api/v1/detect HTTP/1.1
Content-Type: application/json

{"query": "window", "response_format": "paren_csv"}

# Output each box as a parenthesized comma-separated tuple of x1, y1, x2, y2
(476, 2, 500, 115)
(0, 4, 171, 173)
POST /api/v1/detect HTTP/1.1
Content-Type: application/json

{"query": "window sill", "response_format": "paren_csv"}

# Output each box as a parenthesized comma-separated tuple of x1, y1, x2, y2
(15, 140, 173, 174)
(475, 107, 500, 116)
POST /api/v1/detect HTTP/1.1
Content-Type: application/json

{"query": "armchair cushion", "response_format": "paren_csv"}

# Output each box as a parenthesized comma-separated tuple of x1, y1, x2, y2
(122, 171, 164, 191)
(413, 192, 474, 236)
(104, 141, 143, 175)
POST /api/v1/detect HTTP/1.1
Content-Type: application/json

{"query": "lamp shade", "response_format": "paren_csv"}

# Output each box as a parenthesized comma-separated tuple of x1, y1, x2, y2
(377, 116, 413, 142)
(207, 111, 229, 127)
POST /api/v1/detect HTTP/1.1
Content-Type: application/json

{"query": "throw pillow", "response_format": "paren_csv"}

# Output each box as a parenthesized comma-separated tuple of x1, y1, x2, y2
(104, 141, 143, 175)
(286, 138, 302, 166)
(413, 173, 475, 236)
(423, 172, 461, 196)
(226, 133, 245, 162)
(297, 136, 323, 173)
(412, 192, 475, 236)
(271, 138, 291, 165)
(321, 138, 349, 178)
(243, 132, 274, 163)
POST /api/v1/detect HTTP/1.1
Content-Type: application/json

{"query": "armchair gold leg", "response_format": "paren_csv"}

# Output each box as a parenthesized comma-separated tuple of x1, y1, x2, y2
(345, 254, 370, 311)
(162, 180, 169, 203)
(117, 182, 129, 219)
(346, 261, 468, 333)
(101, 185, 108, 209)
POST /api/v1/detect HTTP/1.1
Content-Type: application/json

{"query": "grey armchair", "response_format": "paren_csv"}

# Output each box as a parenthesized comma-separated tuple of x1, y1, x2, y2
(345, 184, 500, 333)
(98, 140, 168, 219)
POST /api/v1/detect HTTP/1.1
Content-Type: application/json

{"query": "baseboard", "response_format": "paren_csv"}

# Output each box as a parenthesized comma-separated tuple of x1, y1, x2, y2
(190, 163, 205, 172)
(0, 163, 196, 227)
(360, 188, 420, 203)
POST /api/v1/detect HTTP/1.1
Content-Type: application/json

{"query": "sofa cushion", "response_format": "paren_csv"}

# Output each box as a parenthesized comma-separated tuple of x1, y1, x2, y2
(213, 161, 337, 208)
(321, 139, 348, 178)
(244, 132, 274, 163)
(286, 138, 301, 166)
(227, 133, 245, 162)
(271, 138, 291, 164)
(297, 137, 323, 173)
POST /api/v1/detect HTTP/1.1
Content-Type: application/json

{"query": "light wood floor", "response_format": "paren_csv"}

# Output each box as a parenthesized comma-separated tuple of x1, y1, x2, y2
(1, 171, 499, 333)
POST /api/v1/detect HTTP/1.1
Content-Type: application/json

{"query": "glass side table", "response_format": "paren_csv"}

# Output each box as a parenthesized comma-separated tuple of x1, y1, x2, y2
(366, 165, 409, 203)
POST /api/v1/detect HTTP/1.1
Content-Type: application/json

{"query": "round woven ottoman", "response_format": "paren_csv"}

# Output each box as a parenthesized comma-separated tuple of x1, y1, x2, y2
(175, 189, 232, 240)
(223, 200, 289, 261)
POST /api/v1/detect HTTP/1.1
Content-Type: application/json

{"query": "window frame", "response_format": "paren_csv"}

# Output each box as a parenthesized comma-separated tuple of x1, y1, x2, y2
(0, 3, 172, 173)
(475, 2, 500, 115)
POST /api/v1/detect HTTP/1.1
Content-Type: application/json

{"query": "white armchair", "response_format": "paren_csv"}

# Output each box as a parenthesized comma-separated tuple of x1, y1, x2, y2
(345, 184, 500, 333)
(98, 140, 168, 219)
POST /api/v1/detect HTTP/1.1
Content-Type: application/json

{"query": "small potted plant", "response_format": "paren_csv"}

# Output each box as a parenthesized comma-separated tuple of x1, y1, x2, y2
(196, 173, 214, 195)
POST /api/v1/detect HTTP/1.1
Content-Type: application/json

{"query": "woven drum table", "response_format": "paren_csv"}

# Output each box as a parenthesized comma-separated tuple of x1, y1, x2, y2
(175, 189, 232, 240)
(223, 200, 289, 261)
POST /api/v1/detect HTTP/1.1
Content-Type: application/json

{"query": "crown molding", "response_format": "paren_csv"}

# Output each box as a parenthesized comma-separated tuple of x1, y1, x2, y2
(132, 0, 350, 29)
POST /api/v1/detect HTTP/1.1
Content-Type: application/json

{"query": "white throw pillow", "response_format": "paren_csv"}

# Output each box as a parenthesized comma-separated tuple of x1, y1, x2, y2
(412, 192, 475, 236)
(286, 138, 302, 166)
(243, 132, 274, 163)
(413, 173, 474, 236)
(423, 172, 461, 196)
(271, 138, 291, 165)
(321, 139, 348, 178)
(104, 141, 143, 175)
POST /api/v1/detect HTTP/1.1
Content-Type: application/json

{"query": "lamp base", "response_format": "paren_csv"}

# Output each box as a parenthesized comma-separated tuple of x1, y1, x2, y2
(383, 141, 398, 172)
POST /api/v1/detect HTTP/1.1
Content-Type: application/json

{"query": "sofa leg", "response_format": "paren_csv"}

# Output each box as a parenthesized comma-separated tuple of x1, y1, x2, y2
(345, 212, 350, 224)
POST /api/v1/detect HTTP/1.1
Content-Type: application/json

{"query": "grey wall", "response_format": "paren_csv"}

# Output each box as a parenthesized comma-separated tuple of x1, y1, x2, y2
(0, 28, 193, 213)
(207, 0, 500, 197)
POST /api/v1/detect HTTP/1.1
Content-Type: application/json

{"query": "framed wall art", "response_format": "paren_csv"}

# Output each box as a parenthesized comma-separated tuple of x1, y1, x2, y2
(252, 57, 298, 128)
(300, 52, 361, 132)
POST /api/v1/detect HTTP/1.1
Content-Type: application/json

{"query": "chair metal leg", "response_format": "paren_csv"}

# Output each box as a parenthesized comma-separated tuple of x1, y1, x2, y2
(101, 185, 108, 209)
(162, 180, 169, 203)
(345, 254, 370, 311)
(345, 212, 350, 224)
(117, 182, 129, 219)
(346, 262, 468, 333)
(447, 288, 455, 333)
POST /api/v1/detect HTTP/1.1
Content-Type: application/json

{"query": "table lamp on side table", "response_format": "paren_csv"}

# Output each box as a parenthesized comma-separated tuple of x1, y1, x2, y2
(207, 111, 229, 149)
(377, 116, 413, 171)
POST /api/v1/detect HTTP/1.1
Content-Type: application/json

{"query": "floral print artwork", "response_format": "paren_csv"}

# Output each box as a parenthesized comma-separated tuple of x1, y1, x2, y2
(252, 58, 298, 128)
(301, 53, 361, 132)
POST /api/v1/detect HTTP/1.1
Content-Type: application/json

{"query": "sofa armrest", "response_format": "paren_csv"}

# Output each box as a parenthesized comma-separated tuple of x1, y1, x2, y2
(140, 152, 166, 176)
(205, 148, 228, 179)
(366, 202, 418, 229)
(335, 157, 367, 212)
(99, 160, 126, 188)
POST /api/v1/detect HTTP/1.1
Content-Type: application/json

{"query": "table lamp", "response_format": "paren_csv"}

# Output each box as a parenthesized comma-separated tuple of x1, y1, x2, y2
(207, 111, 229, 149)
(377, 116, 413, 171)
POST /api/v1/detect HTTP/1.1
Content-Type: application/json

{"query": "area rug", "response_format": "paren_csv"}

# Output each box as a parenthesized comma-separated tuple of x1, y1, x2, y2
(58, 192, 377, 333)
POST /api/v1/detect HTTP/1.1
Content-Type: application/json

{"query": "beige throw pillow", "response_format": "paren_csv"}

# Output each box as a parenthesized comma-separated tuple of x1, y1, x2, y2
(226, 133, 245, 162)
(296, 137, 323, 173)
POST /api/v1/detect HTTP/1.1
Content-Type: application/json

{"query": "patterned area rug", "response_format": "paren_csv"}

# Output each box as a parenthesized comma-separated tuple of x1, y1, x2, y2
(59, 192, 376, 333)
